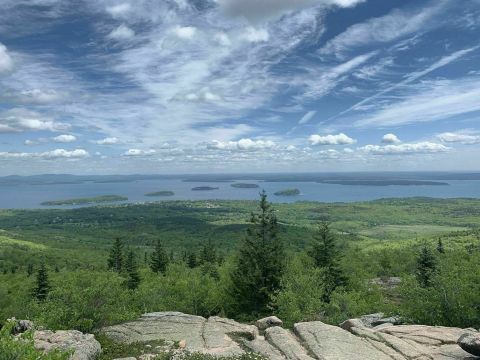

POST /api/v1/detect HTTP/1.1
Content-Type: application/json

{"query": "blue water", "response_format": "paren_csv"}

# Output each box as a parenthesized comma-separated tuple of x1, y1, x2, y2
(0, 178, 479, 209)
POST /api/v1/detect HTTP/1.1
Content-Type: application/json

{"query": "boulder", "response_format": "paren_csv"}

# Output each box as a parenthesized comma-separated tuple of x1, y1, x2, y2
(12, 319, 34, 334)
(457, 332, 480, 356)
(34, 329, 101, 360)
(264, 326, 314, 360)
(256, 316, 283, 331)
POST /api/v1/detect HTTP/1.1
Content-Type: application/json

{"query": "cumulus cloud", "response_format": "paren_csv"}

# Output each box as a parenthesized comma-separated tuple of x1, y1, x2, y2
(360, 142, 450, 155)
(107, 24, 135, 41)
(106, 3, 132, 18)
(299, 110, 317, 124)
(0, 108, 69, 133)
(94, 137, 120, 145)
(219, 0, 364, 21)
(207, 138, 276, 151)
(309, 133, 356, 145)
(0, 149, 89, 160)
(382, 133, 401, 144)
(437, 131, 480, 144)
(123, 149, 156, 156)
(53, 134, 76, 143)
(0, 42, 13, 73)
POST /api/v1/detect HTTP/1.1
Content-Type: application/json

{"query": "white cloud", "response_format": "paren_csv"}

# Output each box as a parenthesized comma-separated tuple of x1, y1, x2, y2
(244, 27, 269, 43)
(0, 108, 70, 133)
(107, 24, 135, 41)
(106, 3, 132, 18)
(360, 142, 450, 155)
(207, 138, 276, 151)
(319, 2, 444, 57)
(123, 149, 156, 156)
(437, 131, 480, 144)
(0, 42, 13, 73)
(94, 137, 120, 145)
(299, 110, 317, 124)
(53, 134, 76, 143)
(309, 133, 356, 145)
(382, 133, 401, 144)
(0, 149, 89, 160)
(219, 0, 364, 21)
(173, 26, 197, 40)
(13, 89, 62, 104)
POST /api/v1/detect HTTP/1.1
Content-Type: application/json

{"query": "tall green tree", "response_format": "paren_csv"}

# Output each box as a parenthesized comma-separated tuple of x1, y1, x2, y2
(230, 191, 285, 317)
(33, 263, 51, 301)
(27, 263, 34, 277)
(125, 250, 141, 290)
(416, 244, 437, 288)
(150, 240, 169, 274)
(437, 238, 445, 254)
(309, 222, 347, 302)
(187, 252, 198, 269)
(200, 238, 217, 264)
(107, 238, 124, 273)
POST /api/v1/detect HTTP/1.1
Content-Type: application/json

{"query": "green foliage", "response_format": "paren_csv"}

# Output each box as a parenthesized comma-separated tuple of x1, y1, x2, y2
(0, 320, 69, 360)
(416, 244, 437, 288)
(107, 238, 124, 273)
(437, 238, 445, 254)
(230, 191, 285, 318)
(125, 250, 141, 290)
(151, 240, 169, 274)
(33, 263, 51, 302)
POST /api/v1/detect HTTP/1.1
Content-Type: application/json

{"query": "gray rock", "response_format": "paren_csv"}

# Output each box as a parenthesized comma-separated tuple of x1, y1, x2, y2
(264, 326, 314, 360)
(294, 321, 392, 360)
(256, 316, 283, 331)
(458, 332, 480, 356)
(34, 330, 101, 360)
(13, 319, 34, 334)
(243, 336, 286, 360)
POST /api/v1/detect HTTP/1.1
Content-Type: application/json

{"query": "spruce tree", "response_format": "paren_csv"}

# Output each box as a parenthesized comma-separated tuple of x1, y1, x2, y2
(309, 222, 347, 303)
(200, 238, 217, 264)
(107, 238, 124, 272)
(150, 240, 169, 274)
(437, 238, 445, 254)
(33, 263, 51, 301)
(187, 252, 198, 268)
(416, 244, 437, 288)
(230, 190, 285, 317)
(125, 250, 141, 290)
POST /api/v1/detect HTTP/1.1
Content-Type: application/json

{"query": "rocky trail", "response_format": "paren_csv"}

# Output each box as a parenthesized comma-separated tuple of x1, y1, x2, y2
(13, 312, 480, 360)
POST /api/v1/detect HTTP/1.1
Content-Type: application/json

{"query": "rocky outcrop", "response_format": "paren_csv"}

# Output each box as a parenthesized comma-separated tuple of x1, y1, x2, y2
(101, 312, 480, 359)
(256, 316, 283, 331)
(33, 330, 102, 360)
(458, 332, 480, 356)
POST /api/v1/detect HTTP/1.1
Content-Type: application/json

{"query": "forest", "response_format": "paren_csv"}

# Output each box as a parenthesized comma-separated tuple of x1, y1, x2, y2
(1, 194, 480, 358)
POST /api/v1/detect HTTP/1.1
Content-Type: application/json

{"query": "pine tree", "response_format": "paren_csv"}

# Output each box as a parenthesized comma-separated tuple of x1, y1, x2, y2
(230, 190, 285, 317)
(416, 244, 437, 288)
(27, 263, 34, 277)
(33, 263, 51, 301)
(150, 240, 169, 274)
(437, 238, 445, 254)
(107, 238, 124, 272)
(125, 250, 141, 290)
(187, 252, 198, 268)
(309, 222, 347, 302)
(200, 238, 217, 264)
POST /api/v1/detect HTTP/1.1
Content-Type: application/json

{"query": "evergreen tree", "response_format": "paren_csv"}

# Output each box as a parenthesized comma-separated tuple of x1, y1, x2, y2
(416, 244, 437, 288)
(437, 238, 445, 254)
(200, 238, 217, 264)
(125, 250, 141, 290)
(230, 191, 285, 317)
(107, 238, 124, 272)
(309, 222, 347, 302)
(187, 252, 198, 268)
(33, 263, 50, 301)
(27, 263, 34, 277)
(150, 240, 169, 274)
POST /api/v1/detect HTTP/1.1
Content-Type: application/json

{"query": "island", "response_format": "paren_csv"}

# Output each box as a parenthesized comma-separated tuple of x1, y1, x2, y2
(41, 195, 128, 206)
(274, 188, 300, 196)
(191, 186, 219, 191)
(144, 191, 175, 197)
(230, 183, 260, 189)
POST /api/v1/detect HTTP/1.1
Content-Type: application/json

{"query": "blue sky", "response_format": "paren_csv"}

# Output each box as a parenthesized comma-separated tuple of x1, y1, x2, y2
(0, 0, 479, 174)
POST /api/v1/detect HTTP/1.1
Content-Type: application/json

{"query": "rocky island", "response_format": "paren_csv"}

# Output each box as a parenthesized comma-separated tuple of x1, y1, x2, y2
(191, 186, 219, 191)
(274, 188, 300, 196)
(144, 191, 175, 197)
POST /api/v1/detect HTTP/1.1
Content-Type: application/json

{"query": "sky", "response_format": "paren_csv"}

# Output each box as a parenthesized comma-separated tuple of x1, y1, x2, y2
(0, 0, 480, 175)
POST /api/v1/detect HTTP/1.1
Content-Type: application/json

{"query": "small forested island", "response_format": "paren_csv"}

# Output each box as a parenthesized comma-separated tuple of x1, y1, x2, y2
(40, 195, 128, 206)
(230, 183, 260, 188)
(192, 186, 219, 191)
(319, 179, 450, 186)
(144, 191, 175, 197)
(274, 188, 300, 196)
